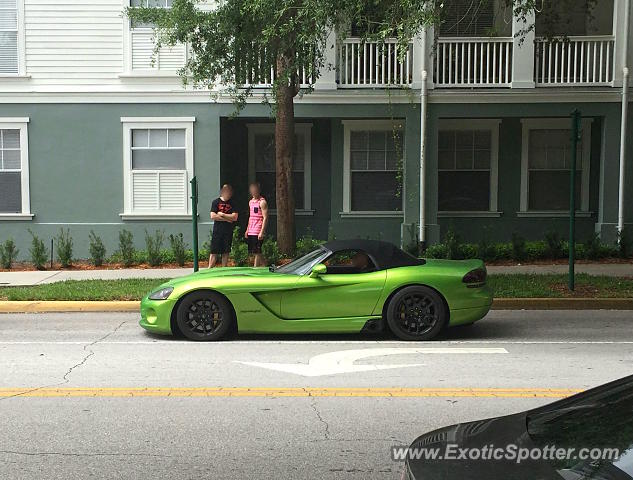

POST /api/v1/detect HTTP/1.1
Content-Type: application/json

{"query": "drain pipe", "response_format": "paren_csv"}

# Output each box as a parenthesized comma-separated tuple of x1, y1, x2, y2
(419, 70, 428, 245)
(618, 0, 631, 234)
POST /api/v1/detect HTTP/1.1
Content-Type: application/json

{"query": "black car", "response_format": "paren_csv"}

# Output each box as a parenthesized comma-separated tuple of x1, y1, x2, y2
(403, 375, 633, 480)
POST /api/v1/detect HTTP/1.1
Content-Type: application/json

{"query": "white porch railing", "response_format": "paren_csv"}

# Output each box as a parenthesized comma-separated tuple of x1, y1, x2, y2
(338, 38, 413, 87)
(534, 36, 615, 86)
(237, 47, 314, 88)
(434, 37, 513, 88)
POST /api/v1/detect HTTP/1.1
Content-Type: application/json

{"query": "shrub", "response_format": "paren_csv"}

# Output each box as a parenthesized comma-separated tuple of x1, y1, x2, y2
(476, 235, 494, 262)
(118, 229, 135, 267)
(424, 243, 446, 259)
(28, 229, 48, 270)
(262, 237, 282, 266)
(88, 231, 106, 267)
(460, 243, 478, 260)
(169, 233, 188, 267)
(495, 242, 513, 260)
(444, 228, 462, 260)
(145, 229, 165, 267)
(55, 228, 74, 268)
(617, 227, 632, 259)
(544, 231, 564, 258)
(0, 238, 19, 269)
(231, 226, 249, 267)
(295, 228, 324, 257)
(584, 232, 603, 260)
(201, 228, 213, 255)
(510, 234, 526, 262)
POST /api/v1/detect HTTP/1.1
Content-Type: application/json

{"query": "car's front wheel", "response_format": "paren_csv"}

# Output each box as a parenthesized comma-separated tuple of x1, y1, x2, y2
(175, 291, 233, 341)
(386, 286, 447, 341)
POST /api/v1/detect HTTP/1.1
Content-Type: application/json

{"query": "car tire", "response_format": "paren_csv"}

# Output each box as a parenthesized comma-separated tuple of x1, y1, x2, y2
(175, 290, 233, 341)
(386, 286, 447, 341)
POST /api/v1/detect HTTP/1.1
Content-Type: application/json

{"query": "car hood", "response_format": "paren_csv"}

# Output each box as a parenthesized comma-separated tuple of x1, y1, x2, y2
(406, 413, 560, 480)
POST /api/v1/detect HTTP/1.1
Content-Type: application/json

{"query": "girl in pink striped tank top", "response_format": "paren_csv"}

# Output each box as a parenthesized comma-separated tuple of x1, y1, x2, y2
(246, 182, 269, 267)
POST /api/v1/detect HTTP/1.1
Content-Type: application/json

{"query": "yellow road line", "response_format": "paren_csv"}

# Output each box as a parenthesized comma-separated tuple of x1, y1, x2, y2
(0, 387, 582, 398)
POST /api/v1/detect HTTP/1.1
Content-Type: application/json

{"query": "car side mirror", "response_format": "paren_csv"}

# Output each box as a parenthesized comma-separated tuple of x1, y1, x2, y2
(309, 263, 327, 278)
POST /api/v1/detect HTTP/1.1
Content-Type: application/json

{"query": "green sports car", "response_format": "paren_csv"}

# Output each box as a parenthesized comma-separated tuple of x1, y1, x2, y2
(140, 239, 492, 341)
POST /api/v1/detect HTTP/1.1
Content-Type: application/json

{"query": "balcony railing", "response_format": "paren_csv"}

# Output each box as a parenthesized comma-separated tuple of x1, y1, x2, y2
(236, 47, 314, 88)
(434, 37, 513, 88)
(337, 38, 413, 87)
(534, 36, 615, 86)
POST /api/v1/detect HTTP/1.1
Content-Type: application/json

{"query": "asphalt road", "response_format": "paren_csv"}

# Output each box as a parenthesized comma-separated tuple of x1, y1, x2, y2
(1, 310, 632, 479)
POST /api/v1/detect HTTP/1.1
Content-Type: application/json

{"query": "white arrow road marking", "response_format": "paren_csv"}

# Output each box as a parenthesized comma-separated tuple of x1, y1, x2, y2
(235, 347, 508, 377)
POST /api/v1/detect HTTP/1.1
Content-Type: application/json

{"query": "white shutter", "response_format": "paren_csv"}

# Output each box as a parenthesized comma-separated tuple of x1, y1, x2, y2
(131, 30, 156, 70)
(158, 43, 186, 70)
(131, 29, 186, 71)
(158, 172, 186, 210)
(132, 171, 159, 210)
(0, 0, 18, 74)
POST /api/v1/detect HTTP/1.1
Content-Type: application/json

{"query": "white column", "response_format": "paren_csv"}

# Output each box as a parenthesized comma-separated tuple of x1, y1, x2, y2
(511, 10, 535, 88)
(613, 0, 632, 88)
(411, 34, 424, 89)
(313, 29, 338, 90)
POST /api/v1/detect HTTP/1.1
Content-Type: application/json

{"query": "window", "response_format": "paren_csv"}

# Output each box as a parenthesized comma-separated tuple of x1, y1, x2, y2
(247, 123, 312, 211)
(0, 0, 22, 75)
(438, 119, 500, 213)
(438, 0, 495, 37)
(324, 250, 376, 274)
(126, 0, 186, 72)
(520, 118, 591, 213)
(0, 118, 30, 218)
(343, 120, 404, 213)
(121, 117, 194, 218)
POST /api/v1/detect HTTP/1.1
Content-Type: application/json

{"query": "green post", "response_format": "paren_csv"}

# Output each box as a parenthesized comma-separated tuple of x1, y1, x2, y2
(569, 110, 581, 291)
(191, 176, 199, 272)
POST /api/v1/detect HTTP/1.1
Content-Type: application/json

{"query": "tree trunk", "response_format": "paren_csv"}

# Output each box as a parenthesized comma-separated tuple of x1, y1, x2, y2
(275, 54, 296, 255)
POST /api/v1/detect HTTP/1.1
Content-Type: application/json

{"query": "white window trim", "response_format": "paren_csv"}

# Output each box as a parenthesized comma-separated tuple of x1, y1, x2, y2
(246, 123, 312, 212)
(120, 116, 195, 218)
(121, 0, 185, 76)
(0, 117, 31, 219)
(520, 118, 592, 214)
(342, 119, 405, 214)
(437, 119, 500, 214)
(0, 0, 26, 77)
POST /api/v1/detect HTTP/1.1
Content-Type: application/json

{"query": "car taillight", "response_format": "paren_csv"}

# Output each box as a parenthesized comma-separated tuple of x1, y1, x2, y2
(462, 268, 486, 286)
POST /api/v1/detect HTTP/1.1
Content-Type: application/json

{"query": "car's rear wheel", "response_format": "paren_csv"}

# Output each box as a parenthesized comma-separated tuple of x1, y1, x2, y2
(386, 286, 447, 341)
(175, 291, 233, 341)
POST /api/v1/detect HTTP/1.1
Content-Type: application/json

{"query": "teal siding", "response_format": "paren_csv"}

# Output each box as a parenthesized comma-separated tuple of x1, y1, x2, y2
(0, 99, 631, 260)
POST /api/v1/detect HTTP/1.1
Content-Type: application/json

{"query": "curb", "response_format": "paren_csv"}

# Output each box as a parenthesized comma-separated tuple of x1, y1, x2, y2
(0, 301, 139, 313)
(492, 298, 633, 310)
(0, 298, 632, 313)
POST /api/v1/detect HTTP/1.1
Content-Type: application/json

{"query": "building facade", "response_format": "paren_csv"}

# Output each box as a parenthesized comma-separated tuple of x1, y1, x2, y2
(0, 0, 632, 257)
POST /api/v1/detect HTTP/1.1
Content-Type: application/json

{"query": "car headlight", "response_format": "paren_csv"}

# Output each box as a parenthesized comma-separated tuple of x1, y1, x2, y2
(148, 287, 174, 300)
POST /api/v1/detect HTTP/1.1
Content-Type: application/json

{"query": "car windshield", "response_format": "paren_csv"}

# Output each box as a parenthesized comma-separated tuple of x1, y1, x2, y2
(273, 247, 330, 276)
(527, 378, 633, 479)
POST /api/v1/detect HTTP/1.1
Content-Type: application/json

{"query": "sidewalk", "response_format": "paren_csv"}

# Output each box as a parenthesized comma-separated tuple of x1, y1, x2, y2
(0, 263, 631, 287)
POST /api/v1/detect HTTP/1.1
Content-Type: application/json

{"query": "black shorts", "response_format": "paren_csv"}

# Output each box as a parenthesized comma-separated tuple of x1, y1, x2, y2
(247, 235, 263, 254)
(210, 230, 232, 254)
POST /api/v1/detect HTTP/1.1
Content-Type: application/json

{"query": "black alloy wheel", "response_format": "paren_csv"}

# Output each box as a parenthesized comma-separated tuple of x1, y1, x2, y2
(386, 286, 447, 341)
(176, 291, 233, 341)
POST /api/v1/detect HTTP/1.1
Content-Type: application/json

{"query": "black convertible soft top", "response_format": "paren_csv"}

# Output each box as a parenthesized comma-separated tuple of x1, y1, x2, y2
(322, 239, 425, 271)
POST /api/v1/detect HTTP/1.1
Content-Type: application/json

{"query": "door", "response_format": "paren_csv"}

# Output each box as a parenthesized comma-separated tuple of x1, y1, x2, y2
(280, 249, 387, 319)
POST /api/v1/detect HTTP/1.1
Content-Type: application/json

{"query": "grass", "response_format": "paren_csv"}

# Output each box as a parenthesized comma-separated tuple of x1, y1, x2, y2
(488, 273, 633, 298)
(0, 274, 631, 301)
(0, 279, 171, 301)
